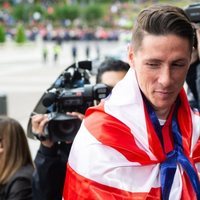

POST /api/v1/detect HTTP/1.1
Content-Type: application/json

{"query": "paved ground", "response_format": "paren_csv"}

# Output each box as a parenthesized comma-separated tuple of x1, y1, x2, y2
(0, 39, 127, 159)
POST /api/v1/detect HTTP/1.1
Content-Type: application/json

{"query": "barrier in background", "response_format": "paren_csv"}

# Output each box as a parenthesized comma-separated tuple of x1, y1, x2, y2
(0, 92, 7, 115)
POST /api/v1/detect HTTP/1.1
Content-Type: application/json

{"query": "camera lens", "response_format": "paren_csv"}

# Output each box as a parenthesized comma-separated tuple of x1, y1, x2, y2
(47, 114, 82, 142)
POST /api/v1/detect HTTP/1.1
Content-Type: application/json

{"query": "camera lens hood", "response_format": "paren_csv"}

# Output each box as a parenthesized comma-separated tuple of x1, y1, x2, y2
(46, 113, 82, 142)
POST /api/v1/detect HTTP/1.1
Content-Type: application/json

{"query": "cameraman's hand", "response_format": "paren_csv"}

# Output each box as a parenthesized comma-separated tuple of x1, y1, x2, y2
(66, 112, 85, 120)
(31, 114, 54, 148)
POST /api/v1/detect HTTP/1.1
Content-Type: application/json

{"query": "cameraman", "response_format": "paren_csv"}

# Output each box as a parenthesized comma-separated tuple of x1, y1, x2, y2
(186, 23, 200, 110)
(31, 113, 83, 200)
(31, 59, 130, 200)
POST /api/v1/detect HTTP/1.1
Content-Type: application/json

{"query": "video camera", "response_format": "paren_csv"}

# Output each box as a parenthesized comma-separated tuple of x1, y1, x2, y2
(185, 3, 200, 23)
(27, 61, 110, 142)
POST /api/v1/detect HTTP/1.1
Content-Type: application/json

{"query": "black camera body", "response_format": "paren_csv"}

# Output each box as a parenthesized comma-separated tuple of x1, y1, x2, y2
(28, 61, 110, 142)
(185, 3, 200, 23)
(43, 83, 109, 114)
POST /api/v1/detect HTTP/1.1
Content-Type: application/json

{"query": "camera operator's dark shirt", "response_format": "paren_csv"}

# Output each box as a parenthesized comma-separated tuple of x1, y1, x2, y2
(186, 59, 199, 109)
(32, 142, 72, 200)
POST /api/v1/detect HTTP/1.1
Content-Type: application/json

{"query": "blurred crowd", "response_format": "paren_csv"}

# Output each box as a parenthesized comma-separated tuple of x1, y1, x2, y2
(5, 25, 131, 43)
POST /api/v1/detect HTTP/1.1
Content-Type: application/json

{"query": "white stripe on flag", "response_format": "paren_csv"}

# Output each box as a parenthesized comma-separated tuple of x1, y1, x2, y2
(190, 109, 200, 154)
(104, 68, 157, 161)
(69, 123, 160, 193)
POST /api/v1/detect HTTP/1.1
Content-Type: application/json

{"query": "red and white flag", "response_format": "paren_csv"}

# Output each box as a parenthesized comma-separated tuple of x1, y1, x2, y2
(63, 68, 200, 199)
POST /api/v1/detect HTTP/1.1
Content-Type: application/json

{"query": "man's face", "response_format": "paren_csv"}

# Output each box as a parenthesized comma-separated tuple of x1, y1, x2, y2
(101, 71, 127, 89)
(129, 34, 191, 119)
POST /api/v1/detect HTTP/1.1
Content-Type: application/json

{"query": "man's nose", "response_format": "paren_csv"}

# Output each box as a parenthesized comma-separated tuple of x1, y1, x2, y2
(157, 66, 172, 87)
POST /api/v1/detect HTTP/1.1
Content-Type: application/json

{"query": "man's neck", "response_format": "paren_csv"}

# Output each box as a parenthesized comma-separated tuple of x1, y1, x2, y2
(155, 108, 171, 120)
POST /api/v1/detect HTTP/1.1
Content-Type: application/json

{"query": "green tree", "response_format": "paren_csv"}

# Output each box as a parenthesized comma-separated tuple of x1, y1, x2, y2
(83, 4, 104, 27)
(0, 24, 6, 43)
(55, 4, 79, 21)
(11, 3, 30, 23)
(15, 23, 26, 44)
(45, 6, 56, 21)
(75, 0, 113, 4)
(31, 3, 45, 21)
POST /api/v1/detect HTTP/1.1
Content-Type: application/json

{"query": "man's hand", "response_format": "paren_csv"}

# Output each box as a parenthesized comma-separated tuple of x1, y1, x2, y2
(31, 114, 54, 148)
(66, 111, 85, 120)
(31, 112, 85, 146)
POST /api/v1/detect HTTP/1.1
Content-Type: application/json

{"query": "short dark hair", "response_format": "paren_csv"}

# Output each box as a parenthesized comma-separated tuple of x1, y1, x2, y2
(96, 59, 130, 84)
(131, 4, 194, 53)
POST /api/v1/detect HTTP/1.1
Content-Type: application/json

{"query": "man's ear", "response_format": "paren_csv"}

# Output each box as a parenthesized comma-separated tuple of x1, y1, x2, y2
(128, 44, 134, 68)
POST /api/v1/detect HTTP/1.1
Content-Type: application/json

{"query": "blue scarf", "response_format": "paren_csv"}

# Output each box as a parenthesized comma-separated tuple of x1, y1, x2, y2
(144, 96, 200, 200)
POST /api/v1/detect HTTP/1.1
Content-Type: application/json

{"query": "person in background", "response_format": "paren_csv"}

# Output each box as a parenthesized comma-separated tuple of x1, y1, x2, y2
(0, 116, 34, 200)
(53, 42, 61, 64)
(85, 44, 90, 60)
(196, 37, 200, 108)
(96, 58, 130, 92)
(42, 44, 48, 63)
(63, 4, 200, 199)
(72, 44, 77, 63)
(186, 24, 200, 109)
(31, 58, 129, 200)
(95, 43, 100, 60)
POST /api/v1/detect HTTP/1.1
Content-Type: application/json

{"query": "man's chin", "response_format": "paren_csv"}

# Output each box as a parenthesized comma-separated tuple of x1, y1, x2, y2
(152, 101, 173, 113)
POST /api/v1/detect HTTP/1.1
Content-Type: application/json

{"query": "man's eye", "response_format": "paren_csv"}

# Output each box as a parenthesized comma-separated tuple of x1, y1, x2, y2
(146, 63, 159, 67)
(173, 63, 185, 68)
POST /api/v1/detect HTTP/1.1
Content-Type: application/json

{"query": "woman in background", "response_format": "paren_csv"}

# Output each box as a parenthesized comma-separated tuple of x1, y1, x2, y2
(0, 116, 34, 200)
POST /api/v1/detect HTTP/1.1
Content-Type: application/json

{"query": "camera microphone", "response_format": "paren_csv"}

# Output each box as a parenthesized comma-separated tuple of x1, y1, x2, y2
(42, 92, 57, 107)
(78, 61, 92, 70)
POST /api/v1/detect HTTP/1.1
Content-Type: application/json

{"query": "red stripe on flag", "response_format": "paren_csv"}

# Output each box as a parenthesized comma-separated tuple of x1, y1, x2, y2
(177, 89, 193, 156)
(63, 164, 161, 200)
(84, 103, 158, 165)
(193, 140, 200, 162)
(181, 171, 196, 200)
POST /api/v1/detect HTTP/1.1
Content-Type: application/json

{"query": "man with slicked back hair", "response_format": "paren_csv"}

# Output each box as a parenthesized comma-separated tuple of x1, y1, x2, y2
(63, 4, 200, 200)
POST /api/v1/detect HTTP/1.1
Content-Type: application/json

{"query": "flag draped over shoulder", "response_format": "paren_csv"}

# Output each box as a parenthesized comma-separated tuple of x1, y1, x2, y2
(63, 68, 200, 200)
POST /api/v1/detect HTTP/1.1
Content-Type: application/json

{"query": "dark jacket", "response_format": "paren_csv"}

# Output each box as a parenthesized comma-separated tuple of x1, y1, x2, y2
(186, 59, 200, 109)
(32, 142, 72, 200)
(196, 62, 200, 109)
(0, 164, 34, 200)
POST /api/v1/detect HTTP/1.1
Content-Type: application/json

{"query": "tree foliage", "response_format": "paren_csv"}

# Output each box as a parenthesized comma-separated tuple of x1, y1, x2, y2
(15, 23, 26, 43)
(11, 4, 30, 22)
(55, 4, 79, 21)
(0, 24, 5, 43)
(83, 4, 104, 26)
